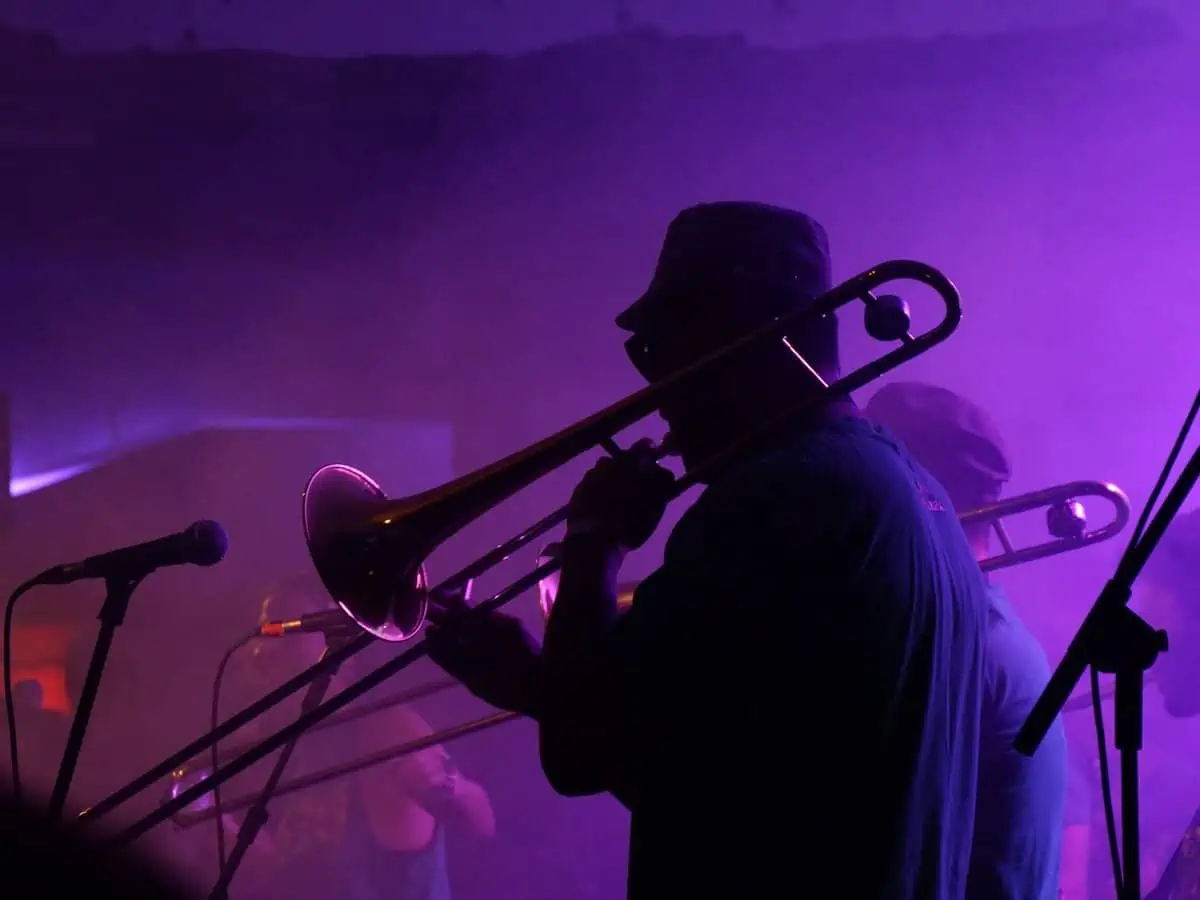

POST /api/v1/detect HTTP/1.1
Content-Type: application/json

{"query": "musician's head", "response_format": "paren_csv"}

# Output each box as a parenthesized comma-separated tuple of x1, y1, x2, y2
(11, 678, 44, 712)
(1140, 508, 1200, 717)
(619, 201, 839, 472)
(863, 381, 1011, 560)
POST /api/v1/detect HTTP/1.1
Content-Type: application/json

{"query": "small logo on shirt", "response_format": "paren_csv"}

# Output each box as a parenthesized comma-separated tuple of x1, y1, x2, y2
(916, 482, 945, 512)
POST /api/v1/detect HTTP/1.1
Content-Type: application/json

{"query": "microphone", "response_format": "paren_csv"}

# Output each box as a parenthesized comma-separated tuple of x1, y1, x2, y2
(33, 521, 229, 586)
(258, 608, 358, 638)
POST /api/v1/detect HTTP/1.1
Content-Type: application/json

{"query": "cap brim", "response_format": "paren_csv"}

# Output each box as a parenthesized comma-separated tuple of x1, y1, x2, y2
(615, 290, 653, 333)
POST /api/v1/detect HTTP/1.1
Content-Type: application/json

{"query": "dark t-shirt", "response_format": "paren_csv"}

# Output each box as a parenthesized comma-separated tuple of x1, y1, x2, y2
(970, 584, 1068, 900)
(612, 413, 988, 900)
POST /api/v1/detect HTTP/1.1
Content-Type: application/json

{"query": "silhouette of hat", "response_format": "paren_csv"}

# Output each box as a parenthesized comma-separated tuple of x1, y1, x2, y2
(864, 381, 1012, 506)
(616, 201, 833, 335)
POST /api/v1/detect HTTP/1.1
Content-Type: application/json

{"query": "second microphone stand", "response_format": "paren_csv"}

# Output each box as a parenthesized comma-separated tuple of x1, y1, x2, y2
(207, 631, 350, 900)
(48, 574, 144, 819)
(1089, 600, 1167, 900)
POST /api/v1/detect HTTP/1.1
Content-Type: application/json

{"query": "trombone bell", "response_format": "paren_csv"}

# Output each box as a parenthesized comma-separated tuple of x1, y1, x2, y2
(302, 464, 430, 642)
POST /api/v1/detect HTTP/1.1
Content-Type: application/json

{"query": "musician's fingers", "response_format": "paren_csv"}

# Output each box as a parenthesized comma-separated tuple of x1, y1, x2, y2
(426, 607, 486, 650)
(424, 622, 468, 660)
(621, 438, 669, 477)
(429, 585, 471, 616)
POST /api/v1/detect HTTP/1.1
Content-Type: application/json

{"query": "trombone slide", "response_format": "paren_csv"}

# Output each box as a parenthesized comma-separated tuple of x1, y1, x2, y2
(969, 480, 1131, 573)
(169, 710, 518, 829)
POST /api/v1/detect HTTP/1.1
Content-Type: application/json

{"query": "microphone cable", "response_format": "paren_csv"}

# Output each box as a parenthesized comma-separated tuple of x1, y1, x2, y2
(4, 577, 46, 800)
(210, 629, 261, 872)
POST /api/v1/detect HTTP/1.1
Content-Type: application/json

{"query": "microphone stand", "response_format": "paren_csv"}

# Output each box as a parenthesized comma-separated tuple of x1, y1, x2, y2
(1016, 444, 1200, 900)
(1085, 601, 1166, 900)
(207, 632, 349, 900)
(48, 573, 144, 820)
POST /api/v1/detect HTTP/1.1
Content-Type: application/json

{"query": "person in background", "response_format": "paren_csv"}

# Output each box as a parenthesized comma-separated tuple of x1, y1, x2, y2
(864, 381, 1090, 900)
(215, 574, 495, 900)
(1, 677, 70, 801)
(426, 201, 990, 900)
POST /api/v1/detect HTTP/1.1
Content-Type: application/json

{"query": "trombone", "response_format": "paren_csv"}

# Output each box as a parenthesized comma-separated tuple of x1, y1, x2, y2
(168, 480, 1130, 828)
(969, 480, 1130, 573)
(163, 579, 639, 830)
(84, 258, 963, 842)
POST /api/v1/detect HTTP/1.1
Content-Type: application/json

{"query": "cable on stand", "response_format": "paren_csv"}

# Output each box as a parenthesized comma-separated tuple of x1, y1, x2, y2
(206, 633, 349, 900)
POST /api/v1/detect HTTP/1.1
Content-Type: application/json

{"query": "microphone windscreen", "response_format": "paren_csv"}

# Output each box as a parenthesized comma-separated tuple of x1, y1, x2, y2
(188, 520, 229, 567)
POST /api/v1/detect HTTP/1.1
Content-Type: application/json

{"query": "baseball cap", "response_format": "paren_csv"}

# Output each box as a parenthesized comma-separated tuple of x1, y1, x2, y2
(617, 202, 834, 378)
(864, 381, 1012, 507)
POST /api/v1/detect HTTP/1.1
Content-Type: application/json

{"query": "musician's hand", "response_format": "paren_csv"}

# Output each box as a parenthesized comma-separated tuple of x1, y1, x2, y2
(566, 439, 675, 552)
(426, 592, 543, 717)
(400, 747, 458, 806)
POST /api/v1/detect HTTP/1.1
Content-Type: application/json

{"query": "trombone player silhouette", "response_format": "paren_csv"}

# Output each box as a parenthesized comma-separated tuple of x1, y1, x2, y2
(426, 201, 992, 900)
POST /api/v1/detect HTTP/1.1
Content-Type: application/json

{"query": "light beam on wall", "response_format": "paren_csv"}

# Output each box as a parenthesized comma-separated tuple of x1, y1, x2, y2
(8, 416, 416, 498)
(10, 462, 96, 497)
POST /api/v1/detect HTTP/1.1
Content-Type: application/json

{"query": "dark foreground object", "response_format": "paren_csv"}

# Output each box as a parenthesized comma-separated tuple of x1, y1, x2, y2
(0, 791, 196, 900)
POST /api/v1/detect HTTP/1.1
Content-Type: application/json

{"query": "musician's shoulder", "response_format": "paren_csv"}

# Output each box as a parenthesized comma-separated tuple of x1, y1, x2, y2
(344, 703, 434, 757)
(681, 430, 883, 560)
(715, 423, 871, 494)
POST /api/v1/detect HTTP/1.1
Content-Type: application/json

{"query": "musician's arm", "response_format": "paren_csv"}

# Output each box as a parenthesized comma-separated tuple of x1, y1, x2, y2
(537, 460, 835, 808)
(538, 537, 638, 806)
(405, 755, 496, 839)
(381, 708, 496, 838)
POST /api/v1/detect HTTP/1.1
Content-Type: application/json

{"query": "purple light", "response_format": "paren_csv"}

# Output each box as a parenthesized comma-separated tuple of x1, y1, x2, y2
(10, 462, 96, 497)
(8, 416, 441, 498)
